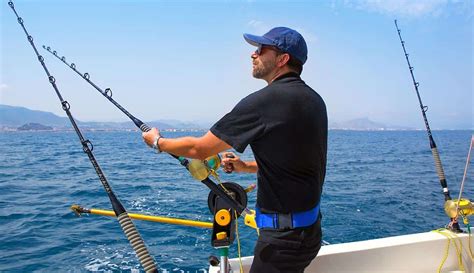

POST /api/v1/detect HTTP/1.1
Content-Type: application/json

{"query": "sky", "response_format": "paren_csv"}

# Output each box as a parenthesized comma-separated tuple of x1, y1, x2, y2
(1, 0, 472, 129)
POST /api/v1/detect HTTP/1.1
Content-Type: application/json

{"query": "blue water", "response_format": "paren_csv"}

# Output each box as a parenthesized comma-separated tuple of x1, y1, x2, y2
(0, 130, 472, 272)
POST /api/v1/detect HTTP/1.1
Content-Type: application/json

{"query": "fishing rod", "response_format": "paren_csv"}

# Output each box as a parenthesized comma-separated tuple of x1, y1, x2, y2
(394, 20, 461, 231)
(42, 45, 256, 224)
(7, 2, 158, 271)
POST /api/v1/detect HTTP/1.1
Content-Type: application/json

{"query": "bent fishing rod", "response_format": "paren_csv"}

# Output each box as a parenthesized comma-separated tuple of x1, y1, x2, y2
(8, 2, 158, 271)
(42, 45, 255, 220)
(394, 20, 461, 230)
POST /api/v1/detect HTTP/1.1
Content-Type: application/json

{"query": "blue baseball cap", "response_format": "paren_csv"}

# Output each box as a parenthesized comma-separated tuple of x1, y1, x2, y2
(243, 27, 308, 65)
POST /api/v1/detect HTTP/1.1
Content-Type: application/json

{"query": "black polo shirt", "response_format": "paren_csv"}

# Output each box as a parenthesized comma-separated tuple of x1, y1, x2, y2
(211, 72, 327, 213)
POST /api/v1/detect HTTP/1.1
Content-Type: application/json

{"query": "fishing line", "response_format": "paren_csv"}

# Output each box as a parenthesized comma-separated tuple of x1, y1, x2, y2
(7, 2, 157, 271)
(42, 45, 255, 219)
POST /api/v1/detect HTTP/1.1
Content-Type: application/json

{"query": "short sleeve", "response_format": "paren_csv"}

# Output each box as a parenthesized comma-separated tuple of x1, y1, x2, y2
(210, 94, 266, 153)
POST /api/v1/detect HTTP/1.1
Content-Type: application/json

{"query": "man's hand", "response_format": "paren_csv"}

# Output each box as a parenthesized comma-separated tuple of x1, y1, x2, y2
(142, 128, 161, 150)
(221, 152, 246, 173)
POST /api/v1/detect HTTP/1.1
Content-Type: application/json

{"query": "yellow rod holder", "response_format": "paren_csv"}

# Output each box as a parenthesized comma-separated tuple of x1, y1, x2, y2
(71, 205, 213, 229)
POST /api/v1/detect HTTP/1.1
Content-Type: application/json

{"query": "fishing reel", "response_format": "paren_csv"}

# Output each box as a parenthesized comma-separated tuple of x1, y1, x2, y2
(187, 154, 222, 181)
(208, 182, 249, 247)
(189, 154, 258, 230)
(444, 199, 474, 224)
(207, 181, 255, 272)
(208, 182, 248, 216)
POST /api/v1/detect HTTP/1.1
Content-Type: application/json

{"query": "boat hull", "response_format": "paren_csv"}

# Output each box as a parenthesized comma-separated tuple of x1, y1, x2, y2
(209, 231, 473, 273)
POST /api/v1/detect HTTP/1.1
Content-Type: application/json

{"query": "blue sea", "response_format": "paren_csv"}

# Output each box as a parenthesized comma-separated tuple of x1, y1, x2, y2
(0, 130, 472, 272)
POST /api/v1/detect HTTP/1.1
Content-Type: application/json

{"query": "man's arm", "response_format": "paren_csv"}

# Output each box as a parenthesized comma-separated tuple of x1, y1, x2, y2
(143, 128, 231, 160)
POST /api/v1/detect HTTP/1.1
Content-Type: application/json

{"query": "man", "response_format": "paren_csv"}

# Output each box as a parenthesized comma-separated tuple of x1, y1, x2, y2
(143, 27, 327, 272)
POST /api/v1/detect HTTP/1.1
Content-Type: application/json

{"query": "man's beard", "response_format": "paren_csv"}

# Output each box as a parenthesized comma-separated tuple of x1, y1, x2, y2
(252, 58, 276, 79)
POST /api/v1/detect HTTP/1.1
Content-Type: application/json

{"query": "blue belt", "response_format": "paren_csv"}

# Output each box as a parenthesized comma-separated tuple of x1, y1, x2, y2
(255, 203, 320, 229)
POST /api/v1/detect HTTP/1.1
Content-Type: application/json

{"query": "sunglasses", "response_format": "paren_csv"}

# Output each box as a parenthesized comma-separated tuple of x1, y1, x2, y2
(256, 44, 283, 55)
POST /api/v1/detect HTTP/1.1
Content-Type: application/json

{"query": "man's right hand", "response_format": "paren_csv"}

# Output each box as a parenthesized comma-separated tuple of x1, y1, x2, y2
(221, 152, 246, 173)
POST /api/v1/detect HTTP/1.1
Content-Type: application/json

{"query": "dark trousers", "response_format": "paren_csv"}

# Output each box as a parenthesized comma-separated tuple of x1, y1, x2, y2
(249, 219, 322, 273)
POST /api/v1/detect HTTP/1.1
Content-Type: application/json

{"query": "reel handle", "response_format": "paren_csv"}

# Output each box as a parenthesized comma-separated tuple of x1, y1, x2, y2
(224, 153, 235, 174)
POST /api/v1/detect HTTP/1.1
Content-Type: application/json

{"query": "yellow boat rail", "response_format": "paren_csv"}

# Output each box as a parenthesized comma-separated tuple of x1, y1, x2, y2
(71, 204, 213, 229)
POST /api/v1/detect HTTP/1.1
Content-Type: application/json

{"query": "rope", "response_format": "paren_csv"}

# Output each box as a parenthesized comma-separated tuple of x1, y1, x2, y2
(234, 210, 244, 273)
(435, 230, 451, 273)
(433, 228, 465, 272)
(467, 224, 474, 259)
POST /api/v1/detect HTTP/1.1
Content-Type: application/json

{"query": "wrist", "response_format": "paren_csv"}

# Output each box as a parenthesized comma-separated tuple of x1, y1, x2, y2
(242, 161, 250, 172)
(153, 135, 163, 153)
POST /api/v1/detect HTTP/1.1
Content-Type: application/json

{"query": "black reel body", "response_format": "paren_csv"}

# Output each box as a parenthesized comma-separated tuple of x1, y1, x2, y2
(208, 182, 248, 248)
(207, 182, 248, 216)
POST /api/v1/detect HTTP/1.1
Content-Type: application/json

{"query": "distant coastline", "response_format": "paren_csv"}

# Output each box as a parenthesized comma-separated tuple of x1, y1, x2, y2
(0, 104, 206, 132)
(2, 124, 468, 133)
(0, 126, 207, 133)
(1, 104, 471, 132)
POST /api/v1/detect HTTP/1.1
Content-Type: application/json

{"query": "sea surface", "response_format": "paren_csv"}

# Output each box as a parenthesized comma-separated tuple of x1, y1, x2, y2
(0, 130, 472, 272)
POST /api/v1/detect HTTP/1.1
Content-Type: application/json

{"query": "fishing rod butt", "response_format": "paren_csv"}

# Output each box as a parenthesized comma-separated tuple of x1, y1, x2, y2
(432, 147, 447, 181)
(72, 206, 159, 270)
(117, 213, 158, 272)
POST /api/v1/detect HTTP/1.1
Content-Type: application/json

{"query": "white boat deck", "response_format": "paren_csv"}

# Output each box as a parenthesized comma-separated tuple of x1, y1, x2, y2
(209, 230, 473, 273)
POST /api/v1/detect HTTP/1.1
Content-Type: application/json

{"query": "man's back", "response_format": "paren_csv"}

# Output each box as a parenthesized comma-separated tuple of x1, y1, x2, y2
(243, 72, 327, 213)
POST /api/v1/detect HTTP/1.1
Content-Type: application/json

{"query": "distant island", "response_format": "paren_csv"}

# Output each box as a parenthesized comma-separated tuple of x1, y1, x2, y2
(17, 123, 53, 131)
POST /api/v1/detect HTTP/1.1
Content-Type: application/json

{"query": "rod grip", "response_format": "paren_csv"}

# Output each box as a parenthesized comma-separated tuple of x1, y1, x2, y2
(431, 147, 447, 182)
(117, 213, 157, 273)
(139, 122, 151, 132)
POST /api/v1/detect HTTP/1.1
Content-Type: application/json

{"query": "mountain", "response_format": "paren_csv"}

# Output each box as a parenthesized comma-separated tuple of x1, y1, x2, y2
(0, 104, 70, 127)
(0, 105, 202, 130)
(329, 118, 411, 130)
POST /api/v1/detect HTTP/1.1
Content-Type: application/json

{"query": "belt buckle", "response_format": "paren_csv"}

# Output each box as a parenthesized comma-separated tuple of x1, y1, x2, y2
(277, 213, 293, 230)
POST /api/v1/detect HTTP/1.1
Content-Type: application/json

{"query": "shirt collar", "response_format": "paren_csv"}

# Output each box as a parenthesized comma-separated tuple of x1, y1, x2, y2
(272, 72, 301, 83)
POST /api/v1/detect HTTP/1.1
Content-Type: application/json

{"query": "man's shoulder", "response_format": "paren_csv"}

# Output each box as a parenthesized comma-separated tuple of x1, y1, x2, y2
(240, 86, 272, 104)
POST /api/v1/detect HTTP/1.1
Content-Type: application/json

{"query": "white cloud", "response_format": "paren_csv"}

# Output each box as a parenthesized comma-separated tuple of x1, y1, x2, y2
(342, 0, 451, 17)
(247, 20, 270, 34)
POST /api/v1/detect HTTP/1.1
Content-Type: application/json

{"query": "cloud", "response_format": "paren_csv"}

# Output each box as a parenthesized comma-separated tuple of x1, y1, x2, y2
(247, 20, 270, 34)
(341, 0, 452, 17)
